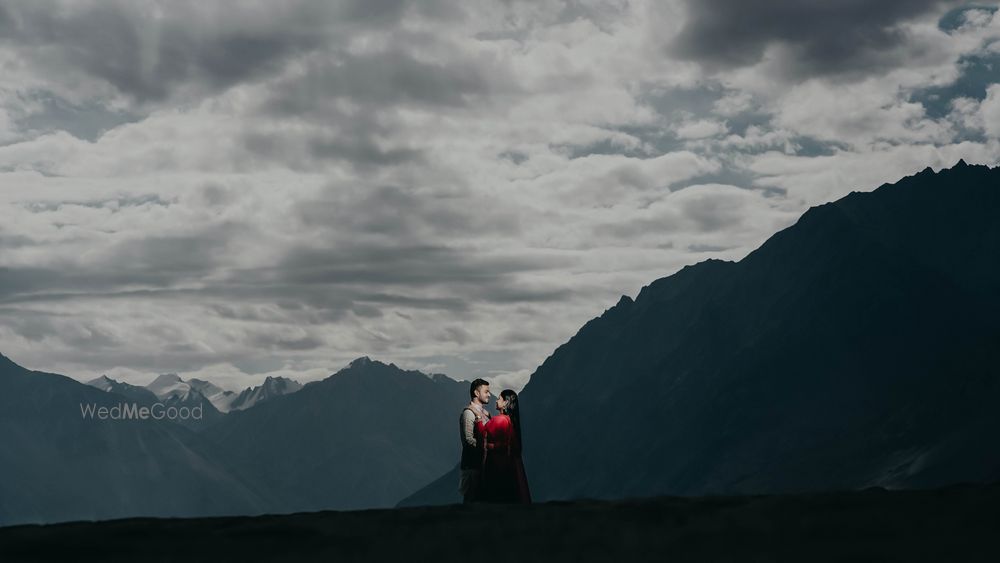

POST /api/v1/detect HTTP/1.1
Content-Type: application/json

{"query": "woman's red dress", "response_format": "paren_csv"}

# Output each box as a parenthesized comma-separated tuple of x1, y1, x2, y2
(476, 414, 531, 504)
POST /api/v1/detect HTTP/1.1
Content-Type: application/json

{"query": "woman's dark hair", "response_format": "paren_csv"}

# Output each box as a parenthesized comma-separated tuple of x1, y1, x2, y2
(500, 389, 522, 441)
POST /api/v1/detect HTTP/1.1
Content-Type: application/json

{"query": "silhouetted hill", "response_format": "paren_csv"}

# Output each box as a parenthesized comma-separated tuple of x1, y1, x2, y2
(1, 352, 468, 524)
(2, 482, 998, 562)
(524, 160, 1000, 500)
(406, 160, 1000, 504)
(202, 357, 468, 511)
(0, 353, 272, 526)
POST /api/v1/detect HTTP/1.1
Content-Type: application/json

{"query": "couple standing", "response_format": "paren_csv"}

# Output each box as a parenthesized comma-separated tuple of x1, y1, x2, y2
(459, 378, 531, 504)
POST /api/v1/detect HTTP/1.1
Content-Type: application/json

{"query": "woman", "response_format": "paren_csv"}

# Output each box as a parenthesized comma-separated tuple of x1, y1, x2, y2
(477, 389, 531, 504)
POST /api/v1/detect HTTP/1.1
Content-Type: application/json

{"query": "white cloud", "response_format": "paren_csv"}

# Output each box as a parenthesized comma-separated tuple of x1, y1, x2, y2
(979, 84, 1000, 138)
(675, 119, 728, 140)
(0, 0, 998, 390)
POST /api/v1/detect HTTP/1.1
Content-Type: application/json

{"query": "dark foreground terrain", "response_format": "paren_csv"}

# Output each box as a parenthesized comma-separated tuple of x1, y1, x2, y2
(1, 482, 998, 562)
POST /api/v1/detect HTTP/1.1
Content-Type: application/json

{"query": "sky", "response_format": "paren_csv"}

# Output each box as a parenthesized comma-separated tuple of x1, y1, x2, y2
(1, 0, 999, 392)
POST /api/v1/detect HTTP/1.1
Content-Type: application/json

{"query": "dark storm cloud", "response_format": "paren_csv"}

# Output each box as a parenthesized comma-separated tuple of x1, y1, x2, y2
(191, 240, 571, 320)
(0, 1, 457, 104)
(262, 48, 497, 114)
(247, 331, 325, 351)
(243, 42, 511, 170)
(1, 234, 570, 338)
(0, 307, 121, 349)
(670, 0, 960, 77)
(294, 184, 522, 239)
(0, 3, 310, 102)
(243, 129, 426, 171)
(270, 243, 564, 289)
(0, 233, 36, 249)
(0, 225, 241, 303)
(0, 308, 63, 342)
(308, 137, 425, 169)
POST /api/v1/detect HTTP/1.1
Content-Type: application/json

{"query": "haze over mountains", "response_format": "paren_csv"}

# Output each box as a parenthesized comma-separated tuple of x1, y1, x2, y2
(404, 160, 1000, 505)
(4, 160, 999, 525)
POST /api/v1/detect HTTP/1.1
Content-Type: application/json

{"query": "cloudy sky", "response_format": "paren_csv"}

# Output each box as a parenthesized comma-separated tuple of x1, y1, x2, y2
(1, 1, 998, 391)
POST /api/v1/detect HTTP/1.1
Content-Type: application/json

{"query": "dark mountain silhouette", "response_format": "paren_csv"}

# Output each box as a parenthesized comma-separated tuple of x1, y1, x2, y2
(201, 357, 468, 511)
(1, 352, 467, 524)
(405, 160, 1000, 504)
(227, 375, 303, 412)
(0, 353, 273, 526)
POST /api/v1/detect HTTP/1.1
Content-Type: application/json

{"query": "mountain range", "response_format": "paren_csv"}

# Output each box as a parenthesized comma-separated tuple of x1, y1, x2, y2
(0, 353, 466, 525)
(83, 372, 305, 431)
(0, 353, 273, 525)
(92, 372, 303, 414)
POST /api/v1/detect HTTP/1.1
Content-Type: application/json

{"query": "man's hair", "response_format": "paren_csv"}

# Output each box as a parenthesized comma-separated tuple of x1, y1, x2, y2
(469, 378, 489, 398)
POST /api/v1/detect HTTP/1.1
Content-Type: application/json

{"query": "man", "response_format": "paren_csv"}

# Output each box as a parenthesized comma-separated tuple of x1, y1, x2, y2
(459, 378, 491, 503)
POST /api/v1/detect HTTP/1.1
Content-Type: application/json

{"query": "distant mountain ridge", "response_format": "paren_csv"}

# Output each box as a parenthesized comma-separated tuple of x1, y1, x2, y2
(2, 352, 468, 525)
(227, 375, 303, 412)
(91, 373, 224, 431)
(87, 372, 304, 415)
(85, 375, 159, 404)
(0, 353, 273, 526)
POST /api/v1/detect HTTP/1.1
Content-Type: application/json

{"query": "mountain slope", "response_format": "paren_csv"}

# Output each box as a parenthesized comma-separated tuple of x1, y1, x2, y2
(203, 357, 468, 511)
(0, 353, 274, 526)
(522, 160, 1000, 500)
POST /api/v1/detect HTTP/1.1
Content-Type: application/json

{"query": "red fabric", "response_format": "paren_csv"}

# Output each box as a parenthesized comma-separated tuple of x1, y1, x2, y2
(479, 414, 531, 504)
